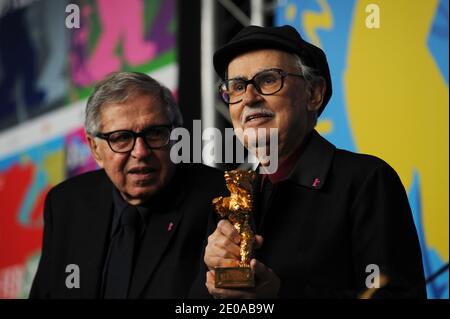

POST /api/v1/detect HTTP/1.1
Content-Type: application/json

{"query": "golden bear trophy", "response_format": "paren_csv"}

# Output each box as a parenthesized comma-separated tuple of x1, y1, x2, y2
(212, 169, 256, 288)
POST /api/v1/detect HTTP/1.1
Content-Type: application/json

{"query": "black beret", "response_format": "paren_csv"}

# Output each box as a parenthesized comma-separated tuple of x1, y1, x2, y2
(213, 25, 332, 115)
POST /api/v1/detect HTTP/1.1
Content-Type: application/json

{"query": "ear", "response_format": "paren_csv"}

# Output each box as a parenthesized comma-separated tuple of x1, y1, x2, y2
(86, 134, 105, 168)
(307, 78, 326, 112)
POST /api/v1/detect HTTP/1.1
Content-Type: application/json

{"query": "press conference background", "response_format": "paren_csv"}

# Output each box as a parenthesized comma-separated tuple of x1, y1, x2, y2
(0, 0, 447, 299)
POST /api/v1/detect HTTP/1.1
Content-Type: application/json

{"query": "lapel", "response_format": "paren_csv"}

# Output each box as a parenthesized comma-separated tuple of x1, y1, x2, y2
(253, 130, 335, 234)
(253, 173, 278, 233)
(128, 168, 187, 298)
(287, 130, 335, 189)
(74, 170, 113, 298)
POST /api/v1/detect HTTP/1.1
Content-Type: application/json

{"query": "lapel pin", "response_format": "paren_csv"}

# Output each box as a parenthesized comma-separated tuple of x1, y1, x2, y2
(312, 178, 321, 188)
(167, 222, 174, 232)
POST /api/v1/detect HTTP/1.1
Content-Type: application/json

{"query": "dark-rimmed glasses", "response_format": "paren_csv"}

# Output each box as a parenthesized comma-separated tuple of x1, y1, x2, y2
(95, 125, 172, 153)
(218, 68, 304, 104)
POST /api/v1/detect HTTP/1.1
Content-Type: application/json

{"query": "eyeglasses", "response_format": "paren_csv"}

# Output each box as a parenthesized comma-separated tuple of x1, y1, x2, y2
(218, 68, 304, 104)
(95, 125, 172, 153)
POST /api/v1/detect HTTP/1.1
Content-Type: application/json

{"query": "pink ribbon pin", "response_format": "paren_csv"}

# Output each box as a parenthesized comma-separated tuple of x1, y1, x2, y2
(312, 178, 321, 188)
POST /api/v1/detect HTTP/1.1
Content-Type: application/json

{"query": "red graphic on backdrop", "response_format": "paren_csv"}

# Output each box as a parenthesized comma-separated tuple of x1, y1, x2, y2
(0, 163, 46, 298)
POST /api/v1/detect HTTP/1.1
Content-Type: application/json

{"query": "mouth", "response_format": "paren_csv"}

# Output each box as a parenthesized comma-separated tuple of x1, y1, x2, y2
(128, 167, 156, 175)
(244, 112, 274, 125)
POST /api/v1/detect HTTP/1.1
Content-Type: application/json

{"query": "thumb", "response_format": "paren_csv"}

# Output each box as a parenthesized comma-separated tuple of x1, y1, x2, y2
(250, 259, 280, 298)
(253, 235, 264, 249)
(250, 258, 271, 278)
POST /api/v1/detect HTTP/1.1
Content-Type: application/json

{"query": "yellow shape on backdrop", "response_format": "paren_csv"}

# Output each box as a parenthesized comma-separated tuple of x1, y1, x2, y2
(316, 119, 333, 135)
(302, 0, 333, 48)
(43, 150, 65, 186)
(346, 0, 449, 258)
(286, 4, 297, 21)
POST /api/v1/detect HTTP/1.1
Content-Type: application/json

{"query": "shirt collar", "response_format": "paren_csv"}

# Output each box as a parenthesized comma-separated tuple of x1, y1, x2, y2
(258, 130, 335, 190)
(110, 165, 186, 237)
(111, 187, 148, 238)
(260, 132, 312, 186)
(286, 130, 335, 189)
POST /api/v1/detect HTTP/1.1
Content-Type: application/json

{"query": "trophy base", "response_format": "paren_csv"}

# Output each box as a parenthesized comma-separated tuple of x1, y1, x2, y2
(215, 267, 255, 288)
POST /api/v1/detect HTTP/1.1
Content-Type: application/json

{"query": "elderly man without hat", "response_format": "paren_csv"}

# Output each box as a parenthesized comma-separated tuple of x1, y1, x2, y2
(30, 72, 226, 298)
(190, 25, 426, 298)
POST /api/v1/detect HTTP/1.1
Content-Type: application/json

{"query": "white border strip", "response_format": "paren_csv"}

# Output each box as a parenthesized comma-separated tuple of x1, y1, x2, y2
(0, 64, 178, 159)
(201, 0, 216, 167)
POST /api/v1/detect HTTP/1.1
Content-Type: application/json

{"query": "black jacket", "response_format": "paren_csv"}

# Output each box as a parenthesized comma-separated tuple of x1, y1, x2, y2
(191, 130, 426, 298)
(30, 163, 226, 298)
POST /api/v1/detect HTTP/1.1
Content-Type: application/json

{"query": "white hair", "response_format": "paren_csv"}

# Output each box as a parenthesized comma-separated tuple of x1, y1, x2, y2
(291, 53, 325, 129)
(85, 72, 183, 135)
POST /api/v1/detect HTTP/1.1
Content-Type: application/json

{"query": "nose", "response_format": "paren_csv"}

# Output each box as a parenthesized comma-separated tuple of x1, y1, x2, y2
(241, 83, 263, 106)
(130, 136, 152, 159)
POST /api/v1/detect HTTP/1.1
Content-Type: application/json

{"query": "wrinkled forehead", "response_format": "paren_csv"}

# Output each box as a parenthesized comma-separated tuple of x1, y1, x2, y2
(100, 91, 164, 113)
(227, 48, 298, 78)
(98, 92, 172, 129)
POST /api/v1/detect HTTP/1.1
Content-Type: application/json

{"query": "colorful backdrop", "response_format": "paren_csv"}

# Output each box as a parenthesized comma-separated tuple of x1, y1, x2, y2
(276, 0, 449, 298)
(0, 0, 177, 298)
(0, 0, 447, 299)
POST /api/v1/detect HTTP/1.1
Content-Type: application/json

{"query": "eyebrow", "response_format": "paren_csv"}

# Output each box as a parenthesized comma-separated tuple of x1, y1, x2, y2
(228, 67, 281, 80)
(102, 124, 172, 134)
(228, 75, 247, 81)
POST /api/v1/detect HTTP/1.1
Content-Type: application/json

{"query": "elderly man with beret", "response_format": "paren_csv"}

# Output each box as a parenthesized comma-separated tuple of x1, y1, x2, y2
(192, 25, 426, 299)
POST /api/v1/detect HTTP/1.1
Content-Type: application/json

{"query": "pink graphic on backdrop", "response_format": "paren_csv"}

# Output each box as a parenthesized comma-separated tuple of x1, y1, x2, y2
(70, 4, 94, 86)
(65, 128, 98, 178)
(148, 0, 176, 53)
(87, 0, 157, 82)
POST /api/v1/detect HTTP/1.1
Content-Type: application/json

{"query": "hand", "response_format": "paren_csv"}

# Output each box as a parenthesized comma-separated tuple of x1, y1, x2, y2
(206, 259, 281, 299)
(204, 219, 241, 269)
(204, 219, 264, 270)
(204, 220, 279, 298)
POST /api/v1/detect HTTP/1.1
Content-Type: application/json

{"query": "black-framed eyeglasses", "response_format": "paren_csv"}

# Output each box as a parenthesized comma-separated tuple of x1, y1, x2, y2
(95, 125, 172, 153)
(218, 68, 304, 104)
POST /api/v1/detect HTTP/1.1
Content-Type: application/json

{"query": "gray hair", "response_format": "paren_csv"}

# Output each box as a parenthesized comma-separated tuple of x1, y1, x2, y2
(291, 53, 325, 129)
(291, 53, 321, 82)
(85, 71, 183, 135)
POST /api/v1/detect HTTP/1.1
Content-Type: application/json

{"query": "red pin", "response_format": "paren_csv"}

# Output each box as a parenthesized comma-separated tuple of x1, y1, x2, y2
(167, 222, 174, 231)
(312, 178, 321, 188)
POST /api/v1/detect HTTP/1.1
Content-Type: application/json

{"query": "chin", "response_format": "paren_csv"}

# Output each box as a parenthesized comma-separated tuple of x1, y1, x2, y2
(126, 186, 159, 205)
(242, 131, 272, 149)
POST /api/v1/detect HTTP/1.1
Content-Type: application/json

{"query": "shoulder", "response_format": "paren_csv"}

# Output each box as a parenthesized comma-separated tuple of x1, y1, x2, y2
(333, 148, 398, 178)
(177, 163, 225, 182)
(176, 163, 227, 195)
(49, 169, 110, 199)
(43, 170, 112, 225)
(331, 149, 405, 196)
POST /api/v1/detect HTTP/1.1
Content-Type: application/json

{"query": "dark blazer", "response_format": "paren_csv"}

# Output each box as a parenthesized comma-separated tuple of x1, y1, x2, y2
(191, 130, 426, 298)
(30, 163, 226, 298)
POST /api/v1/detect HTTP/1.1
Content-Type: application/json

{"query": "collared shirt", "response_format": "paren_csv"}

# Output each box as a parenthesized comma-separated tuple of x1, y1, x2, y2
(101, 166, 183, 297)
(110, 188, 149, 239)
(259, 132, 312, 191)
(100, 188, 150, 297)
(187, 130, 426, 298)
